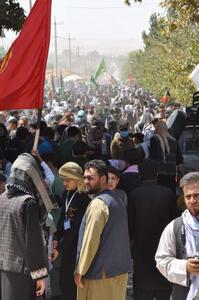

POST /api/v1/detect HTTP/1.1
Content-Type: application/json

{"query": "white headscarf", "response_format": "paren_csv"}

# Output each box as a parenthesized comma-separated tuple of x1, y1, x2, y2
(154, 120, 175, 162)
(182, 210, 199, 300)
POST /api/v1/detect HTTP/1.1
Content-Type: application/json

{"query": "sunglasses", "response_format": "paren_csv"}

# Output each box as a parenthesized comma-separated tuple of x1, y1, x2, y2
(83, 175, 97, 181)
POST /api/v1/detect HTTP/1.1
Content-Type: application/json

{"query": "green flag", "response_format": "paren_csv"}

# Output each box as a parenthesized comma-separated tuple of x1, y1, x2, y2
(94, 59, 107, 81)
(90, 75, 98, 86)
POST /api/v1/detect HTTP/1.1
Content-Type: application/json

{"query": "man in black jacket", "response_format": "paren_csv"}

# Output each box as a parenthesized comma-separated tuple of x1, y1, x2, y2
(128, 159, 177, 300)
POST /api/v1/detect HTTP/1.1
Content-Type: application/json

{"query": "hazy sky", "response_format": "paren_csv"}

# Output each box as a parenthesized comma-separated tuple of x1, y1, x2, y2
(3, 0, 163, 55)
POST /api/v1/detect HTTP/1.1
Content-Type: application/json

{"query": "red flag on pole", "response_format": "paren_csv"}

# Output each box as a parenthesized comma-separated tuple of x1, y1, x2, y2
(0, 0, 52, 110)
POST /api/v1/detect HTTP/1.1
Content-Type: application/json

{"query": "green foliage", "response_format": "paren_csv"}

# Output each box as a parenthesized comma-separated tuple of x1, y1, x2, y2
(124, 0, 142, 5)
(161, 0, 199, 25)
(0, 0, 26, 35)
(124, 10, 199, 105)
(126, 0, 199, 29)
(126, 0, 199, 24)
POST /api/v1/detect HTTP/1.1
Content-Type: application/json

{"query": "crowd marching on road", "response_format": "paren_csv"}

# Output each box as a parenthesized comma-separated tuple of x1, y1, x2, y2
(0, 80, 199, 300)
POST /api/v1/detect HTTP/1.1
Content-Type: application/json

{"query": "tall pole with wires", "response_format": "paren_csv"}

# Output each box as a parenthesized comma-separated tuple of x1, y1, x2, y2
(68, 34, 72, 73)
(54, 17, 58, 77)
(29, 0, 32, 10)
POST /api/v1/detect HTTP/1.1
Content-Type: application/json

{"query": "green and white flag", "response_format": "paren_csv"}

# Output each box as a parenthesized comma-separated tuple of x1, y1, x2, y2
(90, 75, 98, 86)
(94, 58, 107, 81)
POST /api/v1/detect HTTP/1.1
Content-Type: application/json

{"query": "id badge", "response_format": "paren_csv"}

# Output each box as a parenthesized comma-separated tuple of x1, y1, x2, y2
(64, 220, 71, 230)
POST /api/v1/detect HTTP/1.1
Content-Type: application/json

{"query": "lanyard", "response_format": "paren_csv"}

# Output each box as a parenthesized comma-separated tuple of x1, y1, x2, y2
(65, 190, 78, 214)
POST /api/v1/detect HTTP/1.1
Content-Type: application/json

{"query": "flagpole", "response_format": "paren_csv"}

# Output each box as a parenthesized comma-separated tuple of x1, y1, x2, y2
(33, 108, 42, 150)
(54, 17, 58, 77)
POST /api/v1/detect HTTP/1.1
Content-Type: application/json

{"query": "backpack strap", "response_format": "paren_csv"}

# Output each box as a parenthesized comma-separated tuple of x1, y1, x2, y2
(172, 217, 190, 299)
(2, 159, 7, 172)
(173, 216, 187, 259)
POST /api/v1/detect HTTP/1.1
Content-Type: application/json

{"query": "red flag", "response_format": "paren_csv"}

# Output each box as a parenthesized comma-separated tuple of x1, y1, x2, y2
(0, 0, 52, 110)
(160, 95, 169, 104)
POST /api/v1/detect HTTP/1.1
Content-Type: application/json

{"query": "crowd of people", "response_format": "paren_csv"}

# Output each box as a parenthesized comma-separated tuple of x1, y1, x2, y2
(0, 81, 199, 300)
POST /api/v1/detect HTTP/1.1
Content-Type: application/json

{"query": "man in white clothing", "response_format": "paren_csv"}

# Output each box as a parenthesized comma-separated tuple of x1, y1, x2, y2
(155, 172, 199, 300)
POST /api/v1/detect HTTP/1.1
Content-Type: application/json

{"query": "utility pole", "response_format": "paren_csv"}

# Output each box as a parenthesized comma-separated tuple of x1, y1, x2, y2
(77, 44, 80, 58)
(54, 17, 58, 78)
(29, 0, 32, 10)
(52, 19, 63, 78)
(76, 44, 80, 74)
(67, 35, 75, 73)
(68, 34, 72, 73)
(76, 44, 83, 74)
(54, 18, 58, 78)
(0, 30, 5, 49)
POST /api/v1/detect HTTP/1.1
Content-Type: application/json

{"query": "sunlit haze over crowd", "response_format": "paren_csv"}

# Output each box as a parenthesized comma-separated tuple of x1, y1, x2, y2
(2, 0, 163, 56)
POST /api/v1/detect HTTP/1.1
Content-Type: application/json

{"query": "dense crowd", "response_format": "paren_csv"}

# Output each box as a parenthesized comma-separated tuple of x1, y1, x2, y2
(0, 81, 198, 300)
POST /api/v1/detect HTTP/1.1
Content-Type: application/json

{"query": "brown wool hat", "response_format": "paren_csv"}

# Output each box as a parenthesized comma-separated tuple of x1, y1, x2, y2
(59, 162, 83, 181)
(59, 162, 85, 193)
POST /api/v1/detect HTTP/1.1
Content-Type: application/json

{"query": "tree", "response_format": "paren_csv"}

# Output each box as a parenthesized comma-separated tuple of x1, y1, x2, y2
(0, 0, 26, 36)
(125, 12, 199, 105)
(161, 0, 199, 25)
(124, 0, 142, 5)
(125, 0, 199, 25)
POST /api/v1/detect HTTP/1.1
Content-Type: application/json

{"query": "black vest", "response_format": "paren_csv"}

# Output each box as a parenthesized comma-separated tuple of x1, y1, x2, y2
(77, 190, 131, 279)
(0, 193, 33, 274)
(153, 135, 177, 175)
(172, 217, 190, 300)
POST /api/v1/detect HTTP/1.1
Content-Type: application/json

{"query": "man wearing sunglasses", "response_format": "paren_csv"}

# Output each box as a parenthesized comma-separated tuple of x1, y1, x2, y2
(75, 159, 131, 300)
(156, 172, 199, 300)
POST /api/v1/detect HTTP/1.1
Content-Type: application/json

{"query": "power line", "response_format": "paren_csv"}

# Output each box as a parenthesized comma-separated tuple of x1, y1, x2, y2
(55, 3, 160, 9)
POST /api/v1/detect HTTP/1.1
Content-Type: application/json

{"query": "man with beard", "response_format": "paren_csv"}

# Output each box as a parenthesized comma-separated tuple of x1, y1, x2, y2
(155, 172, 199, 300)
(74, 160, 131, 300)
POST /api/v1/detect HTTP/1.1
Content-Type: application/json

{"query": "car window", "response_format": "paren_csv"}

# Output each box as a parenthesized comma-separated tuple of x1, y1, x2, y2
(179, 125, 199, 154)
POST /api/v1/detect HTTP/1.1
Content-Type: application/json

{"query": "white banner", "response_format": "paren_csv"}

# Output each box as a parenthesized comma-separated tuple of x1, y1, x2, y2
(189, 64, 199, 90)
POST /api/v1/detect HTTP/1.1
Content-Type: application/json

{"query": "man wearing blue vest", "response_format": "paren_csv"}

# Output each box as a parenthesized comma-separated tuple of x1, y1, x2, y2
(75, 159, 131, 300)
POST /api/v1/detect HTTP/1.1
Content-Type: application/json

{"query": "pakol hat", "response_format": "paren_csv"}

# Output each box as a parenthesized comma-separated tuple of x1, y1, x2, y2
(59, 162, 84, 193)
(59, 162, 83, 181)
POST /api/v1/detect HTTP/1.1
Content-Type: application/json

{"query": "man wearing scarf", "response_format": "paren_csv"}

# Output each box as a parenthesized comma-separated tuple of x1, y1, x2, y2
(155, 172, 199, 300)
(149, 120, 183, 194)
(0, 153, 55, 300)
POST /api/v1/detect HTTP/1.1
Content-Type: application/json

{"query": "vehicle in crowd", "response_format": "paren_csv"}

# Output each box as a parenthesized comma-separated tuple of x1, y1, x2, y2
(167, 91, 199, 174)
